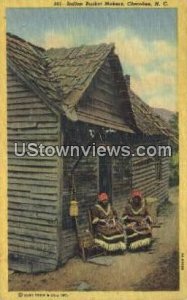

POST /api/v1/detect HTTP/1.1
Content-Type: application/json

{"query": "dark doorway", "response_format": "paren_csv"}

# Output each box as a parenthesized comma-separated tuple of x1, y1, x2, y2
(99, 155, 112, 200)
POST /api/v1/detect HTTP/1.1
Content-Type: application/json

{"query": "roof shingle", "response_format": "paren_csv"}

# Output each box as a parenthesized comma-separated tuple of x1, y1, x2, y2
(129, 89, 177, 142)
(46, 44, 114, 105)
(7, 32, 174, 140)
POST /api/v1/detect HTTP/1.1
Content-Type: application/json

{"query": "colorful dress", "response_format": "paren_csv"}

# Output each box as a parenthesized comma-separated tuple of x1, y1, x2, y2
(91, 203, 126, 251)
(122, 200, 152, 250)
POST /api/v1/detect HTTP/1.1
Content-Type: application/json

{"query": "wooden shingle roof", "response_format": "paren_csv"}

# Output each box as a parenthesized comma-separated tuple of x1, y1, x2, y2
(7, 33, 117, 122)
(7, 33, 174, 139)
(7, 33, 63, 110)
(129, 89, 177, 142)
(46, 44, 114, 100)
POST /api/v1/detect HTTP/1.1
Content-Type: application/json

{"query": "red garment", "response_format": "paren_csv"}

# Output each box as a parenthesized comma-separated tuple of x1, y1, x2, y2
(131, 190, 142, 199)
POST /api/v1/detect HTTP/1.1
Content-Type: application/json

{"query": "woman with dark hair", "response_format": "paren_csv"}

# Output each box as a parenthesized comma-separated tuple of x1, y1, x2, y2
(91, 192, 126, 252)
(122, 190, 153, 251)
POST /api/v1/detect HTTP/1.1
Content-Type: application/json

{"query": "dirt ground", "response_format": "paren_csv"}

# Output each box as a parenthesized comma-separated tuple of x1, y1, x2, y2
(9, 187, 179, 291)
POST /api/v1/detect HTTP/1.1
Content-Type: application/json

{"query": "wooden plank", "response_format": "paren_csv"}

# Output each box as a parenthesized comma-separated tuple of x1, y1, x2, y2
(8, 239, 57, 253)
(133, 176, 158, 187)
(8, 128, 58, 135)
(8, 203, 57, 214)
(31, 194, 58, 201)
(133, 171, 156, 180)
(100, 64, 114, 79)
(77, 111, 133, 133)
(8, 108, 53, 117)
(8, 97, 40, 105)
(8, 190, 30, 198)
(7, 122, 37, 129)
(132, 172, 156, 182)
(8, 196, 57, 206)
(8, 135, 58, 141)
(8, 159, 57, 167)
(9, 250, 57, 265)
(7, 91, 37, 99)
(96, 78, 117, 96)
(8, 172, 58, 181)
(8, 102, 47, 110)
(8, 165, 57, 173)
(8, 233, 57, 245)
(132, 165, 155, 174)
(8, 143, 60, 153)
(9, 252, 57, 268)
(9, 184, 58, 195)
(8, 184, 30, 192)
(7, 74, 20, 81)
(8, 226, 57, 240)
(80, 99, 122, 119)
(97, 69, 116, 87)
(78, 101, 122, 119)
(8, 85, 32, 94)
(8, 178, 58, 187)
(8, 194, 57, 205)
(132, 180, 156, 189)
(91, 88, 116, 106)
(8, 115, 57, 122)
(7, 80, 28, 88)
(8, 209, 57, 221)
(8, 140, 59, 147)
(8, 191, 57, 201)
(9, 257, 33, 273)
(8, 220, 57, 233)
(161, 165, 170, 171)
(161, 172, 170, 178)
(9, 256, 56, 273)
(8, 193, 58, 204)
(8, 155, 57, 161)
(133, 184, 157, 195)
(37, 122, 59, 128)
(90, 96, 118, 110)
(8, 216, 58, 227)
(132, 177, 157, 187)
(133, 178, 156, 188)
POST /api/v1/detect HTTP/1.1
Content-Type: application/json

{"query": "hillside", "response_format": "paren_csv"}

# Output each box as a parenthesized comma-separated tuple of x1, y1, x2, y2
(153, 108, 175, 123)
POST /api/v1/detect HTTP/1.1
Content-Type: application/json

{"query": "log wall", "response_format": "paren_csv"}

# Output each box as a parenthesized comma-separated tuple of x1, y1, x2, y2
(132, 155, 169, 202)
(77, 58, 133, 133)
(7, 62, 171, 272)
(7, 69, 61, 273)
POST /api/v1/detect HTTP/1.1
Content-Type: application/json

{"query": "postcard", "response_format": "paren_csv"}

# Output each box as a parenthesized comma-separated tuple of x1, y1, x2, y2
(0, 0, 187, 299)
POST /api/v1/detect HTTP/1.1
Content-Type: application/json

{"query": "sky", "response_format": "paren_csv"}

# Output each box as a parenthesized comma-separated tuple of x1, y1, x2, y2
(6, 8, 177, 111)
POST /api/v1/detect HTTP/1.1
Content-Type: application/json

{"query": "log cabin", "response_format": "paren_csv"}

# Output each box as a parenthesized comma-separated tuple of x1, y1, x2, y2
(7, 33, 175, 273)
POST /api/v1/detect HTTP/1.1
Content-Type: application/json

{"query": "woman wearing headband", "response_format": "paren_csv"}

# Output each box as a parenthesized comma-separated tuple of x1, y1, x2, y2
(91, 192, 126, 252)
(122, 190, 153, 251)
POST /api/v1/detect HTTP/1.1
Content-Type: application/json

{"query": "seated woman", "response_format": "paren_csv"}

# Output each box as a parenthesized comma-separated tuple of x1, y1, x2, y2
(122, 190, 153, 251)
(91, 192, 126, 252)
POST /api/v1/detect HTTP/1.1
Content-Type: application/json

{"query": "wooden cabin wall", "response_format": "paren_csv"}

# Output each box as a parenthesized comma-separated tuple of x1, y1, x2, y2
(132, 155, 169, 202)
(7, 69, 61, 273)
(60, 154, 98, 264)
(76, 58, 132, 133)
